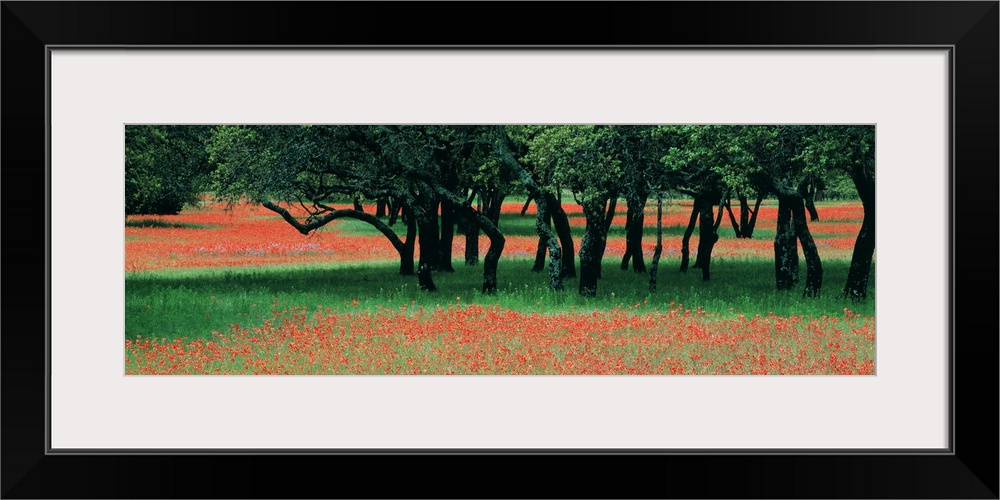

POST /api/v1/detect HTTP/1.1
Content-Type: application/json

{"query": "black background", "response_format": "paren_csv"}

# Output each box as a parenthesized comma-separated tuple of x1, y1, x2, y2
(3, 2, 997, 498)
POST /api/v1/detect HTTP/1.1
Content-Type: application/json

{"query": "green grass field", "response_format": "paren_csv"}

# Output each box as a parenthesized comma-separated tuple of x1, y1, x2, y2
(126, 258, 874, 342)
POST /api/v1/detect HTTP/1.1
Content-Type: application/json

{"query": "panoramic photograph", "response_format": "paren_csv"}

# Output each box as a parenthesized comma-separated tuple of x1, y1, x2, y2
(124, 125, 875, 375)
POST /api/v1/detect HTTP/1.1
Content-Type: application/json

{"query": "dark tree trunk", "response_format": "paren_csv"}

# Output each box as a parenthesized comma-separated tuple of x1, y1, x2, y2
(388, 199, 402, 226)
(530, 195, 562, 290)
(578, 200, 609, 297)
(744, 194, 764, 238)
(400, 206, 416, 276)
(603, 196, 618, 233)
(805, 190, 820, 222)
(520, 196, 533, 216)
(725, 198, 743, 238)
(438, 199, 456, 272)
(680, 197, 701, 272)
(649, 196, 663, 292)
(464, 216, 480, 266)
(739, 195, 751, 233)
(594, 196, 617, 280)
(476, 214, 505, 295)
(490, 131, 573, 281)
(547, 193, 576, 279)
(620, 195, 647, 273)
(375, 198, 387, 218)
(790, 195, 823, 297)
(482, 190, 504, 226)
(451, 204, 507, 294)
(843, 173, 876, 301)
(726, 194, 764, 239)
(532, 211, 553, 272)
(417, 199, 440, 272)
(774, 196, 799, 290)
(694, 201, 720, 281)
(353, 197, 364, 212)
(417, 263, 436, 291)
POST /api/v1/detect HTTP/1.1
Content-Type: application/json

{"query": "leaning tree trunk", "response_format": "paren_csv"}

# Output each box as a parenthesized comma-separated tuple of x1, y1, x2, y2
(725, 198, 743, 238)
(438, 199, 456, 272)
(694, 200, 720, 281)
(261, 201, 416, 278)
(547, 193, 576, 279)
(790, 195, 823, 297)
(457, 207, 506, 295)
(679, 197, 701, 272)
(648, 196, 663, 292)
(804, 190, 820, 222)
(531, 211, 556, 272)
(520, 195, 533, 216)
(843, 174, 876, 301)
(594, 196, 617, 280)
(774, 196, 799, 290)
(578, 200, 609, 297)
(620, 194, 648, 273)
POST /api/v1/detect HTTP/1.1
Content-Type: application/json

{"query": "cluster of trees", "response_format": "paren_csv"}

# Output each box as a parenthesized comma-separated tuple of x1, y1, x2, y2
(125, 125, 875, 301)
(125, 126, 213, 215)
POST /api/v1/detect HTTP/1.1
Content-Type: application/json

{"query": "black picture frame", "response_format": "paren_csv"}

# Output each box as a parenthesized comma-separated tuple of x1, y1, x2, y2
(3, 2, 997, 498)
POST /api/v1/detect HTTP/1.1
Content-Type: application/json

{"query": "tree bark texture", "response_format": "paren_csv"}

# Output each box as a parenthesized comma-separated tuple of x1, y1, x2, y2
(533, 196, 563, 290)
(594, 196, 617, 280)
(773, 196, 799, 290)
(578, 200, 610, 297)
(790, 195, 823, 297)
(547, 193, 576, 278)
(532, 211, 553, 272)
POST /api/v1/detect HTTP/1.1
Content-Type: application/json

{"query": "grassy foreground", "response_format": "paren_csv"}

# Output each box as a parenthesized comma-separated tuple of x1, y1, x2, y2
(125, 258, 875, 375)
(126, 258, 874, 342)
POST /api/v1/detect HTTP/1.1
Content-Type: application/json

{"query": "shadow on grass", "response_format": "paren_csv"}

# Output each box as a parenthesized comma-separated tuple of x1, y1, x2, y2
(126, 218, 217, 229)
(127, 258, 875, 314)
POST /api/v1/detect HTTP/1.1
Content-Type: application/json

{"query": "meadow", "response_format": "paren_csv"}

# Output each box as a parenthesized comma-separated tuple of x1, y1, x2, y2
(125, 198, 875, 375)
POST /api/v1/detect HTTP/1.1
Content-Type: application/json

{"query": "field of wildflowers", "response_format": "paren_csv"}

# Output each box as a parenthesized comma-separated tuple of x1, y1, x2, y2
(125, 198, 875, 375)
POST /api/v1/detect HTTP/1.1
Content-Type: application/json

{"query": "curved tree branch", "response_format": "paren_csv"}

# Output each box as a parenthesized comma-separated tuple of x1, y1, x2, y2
(262, 200, 406, 254)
